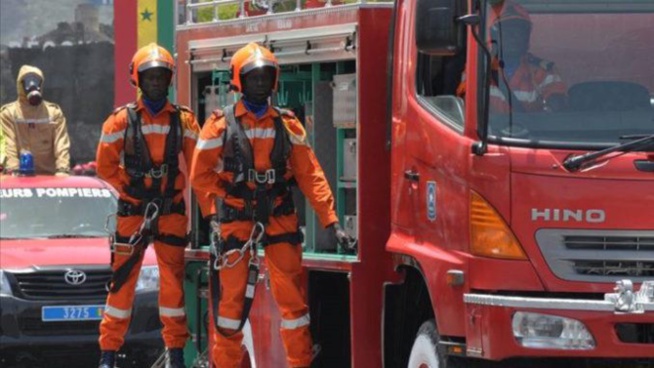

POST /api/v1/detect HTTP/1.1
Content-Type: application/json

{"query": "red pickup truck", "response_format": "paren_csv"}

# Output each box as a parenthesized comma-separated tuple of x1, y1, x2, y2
(0, 175, 162, 367)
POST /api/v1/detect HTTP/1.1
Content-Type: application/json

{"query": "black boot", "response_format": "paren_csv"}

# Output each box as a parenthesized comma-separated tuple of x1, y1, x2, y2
(98, 350, 116, 368)
(166, 348, 186, 368)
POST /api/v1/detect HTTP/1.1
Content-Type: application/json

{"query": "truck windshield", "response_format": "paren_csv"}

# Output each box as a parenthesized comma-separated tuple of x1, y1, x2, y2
(483, 0, 654, 149)
(0, 188, 116, 239)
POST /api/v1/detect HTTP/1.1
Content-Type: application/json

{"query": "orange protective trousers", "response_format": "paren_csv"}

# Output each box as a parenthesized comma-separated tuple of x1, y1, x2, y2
(98, 213, 189, 350)
(211, 214, 312, 368)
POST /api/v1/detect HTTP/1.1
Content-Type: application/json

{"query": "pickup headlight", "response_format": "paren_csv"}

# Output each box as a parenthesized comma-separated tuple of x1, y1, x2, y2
(135, 266, 159, 292)
(0, 270, 12, 296)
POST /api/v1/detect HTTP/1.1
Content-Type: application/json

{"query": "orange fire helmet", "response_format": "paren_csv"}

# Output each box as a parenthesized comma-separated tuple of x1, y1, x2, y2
(229, 42, 280, 93)
(129, 42, 175, 88)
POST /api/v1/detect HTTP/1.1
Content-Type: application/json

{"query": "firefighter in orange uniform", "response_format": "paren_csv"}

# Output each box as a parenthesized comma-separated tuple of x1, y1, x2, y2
(190, 42, 352, 368)
(458, 0, 567, 112)
(96, 43, 213, 368)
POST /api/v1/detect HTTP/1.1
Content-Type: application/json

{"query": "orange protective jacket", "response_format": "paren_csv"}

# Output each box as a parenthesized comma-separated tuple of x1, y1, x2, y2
(458, 54, 567, 113)
(191, 101, 338, 228)
(97, 99, 214, 214)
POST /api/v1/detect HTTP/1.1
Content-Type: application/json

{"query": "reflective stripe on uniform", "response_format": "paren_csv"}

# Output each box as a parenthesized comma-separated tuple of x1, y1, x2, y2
(539, 74, 562, 89)
(184, 130, 198, 140)
(197, 137, 223, 150)
(289, 134, 307, 146)
(141, 124, 170, 135)
(280, 313, 310, 330)
(213, 159, 224, 173)
(217, 316, 241, 330)
(489, 86, 506, 101)
(14, 118, 51, 124)
(105, 304, 132, 319)
(245, 127, 276, 140)
(513, 90, 538, 103)
(100, 130, 125, 144)
(160, 306, 186, 317)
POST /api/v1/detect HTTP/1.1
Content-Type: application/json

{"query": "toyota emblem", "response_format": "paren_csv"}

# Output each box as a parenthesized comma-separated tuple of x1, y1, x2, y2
(64, 270, 87, 285)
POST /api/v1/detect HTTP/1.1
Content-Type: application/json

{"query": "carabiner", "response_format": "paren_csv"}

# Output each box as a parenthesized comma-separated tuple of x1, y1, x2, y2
(250, 222, 265, 244)
(222, 248, 246, 269)
(143, 201, 160, 221)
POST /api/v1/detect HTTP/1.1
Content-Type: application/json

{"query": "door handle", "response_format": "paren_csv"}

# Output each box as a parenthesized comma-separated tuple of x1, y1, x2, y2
(634, 160, 654, 172)
(404, 170, 420, 182)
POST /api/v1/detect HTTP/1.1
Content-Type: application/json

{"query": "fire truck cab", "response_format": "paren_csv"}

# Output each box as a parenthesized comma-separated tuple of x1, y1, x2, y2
(174, 0, 654, 367)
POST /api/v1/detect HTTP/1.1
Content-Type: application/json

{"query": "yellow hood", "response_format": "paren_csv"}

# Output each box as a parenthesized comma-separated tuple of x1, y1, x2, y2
(16, 65, 44, 101)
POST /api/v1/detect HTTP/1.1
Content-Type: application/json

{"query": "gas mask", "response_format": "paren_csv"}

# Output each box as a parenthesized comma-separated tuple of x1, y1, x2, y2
(22, 73, 43, 106)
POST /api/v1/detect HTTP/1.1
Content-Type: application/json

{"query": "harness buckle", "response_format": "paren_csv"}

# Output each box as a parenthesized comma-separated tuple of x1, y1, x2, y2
(111, 241, 135, 256)
(248, 169, 276, 185)
(147, 164, 168, 179)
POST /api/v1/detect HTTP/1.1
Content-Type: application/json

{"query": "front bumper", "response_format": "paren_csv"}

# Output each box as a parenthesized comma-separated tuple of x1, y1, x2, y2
(463, 280, 654, 360)
(0, 291, 162, 364)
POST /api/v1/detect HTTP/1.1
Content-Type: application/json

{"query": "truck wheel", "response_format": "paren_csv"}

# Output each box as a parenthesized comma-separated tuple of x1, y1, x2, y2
(408, 320, 463, 368)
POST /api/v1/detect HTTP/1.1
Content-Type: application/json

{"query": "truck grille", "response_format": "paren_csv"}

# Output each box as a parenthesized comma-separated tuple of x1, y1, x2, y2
(616, 323, 654, 344)
(10, 268, 112, 301)
(536, 230, 654, 282)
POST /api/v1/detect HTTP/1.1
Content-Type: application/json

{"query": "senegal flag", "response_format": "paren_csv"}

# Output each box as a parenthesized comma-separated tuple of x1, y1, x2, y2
(114, 0, 175, 106)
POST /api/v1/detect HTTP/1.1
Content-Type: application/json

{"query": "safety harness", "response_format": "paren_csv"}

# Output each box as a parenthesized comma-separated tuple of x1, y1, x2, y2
(209, 104, 304, 336)
(106, 104, 189, 293)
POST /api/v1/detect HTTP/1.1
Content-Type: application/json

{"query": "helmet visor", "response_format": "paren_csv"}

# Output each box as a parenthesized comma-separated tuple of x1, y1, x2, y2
(241, 59, 277, 75)
(138, 60, 174, 73)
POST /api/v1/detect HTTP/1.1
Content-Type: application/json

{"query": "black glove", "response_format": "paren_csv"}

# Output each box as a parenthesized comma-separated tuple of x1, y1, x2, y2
(328, 222, 353, 249)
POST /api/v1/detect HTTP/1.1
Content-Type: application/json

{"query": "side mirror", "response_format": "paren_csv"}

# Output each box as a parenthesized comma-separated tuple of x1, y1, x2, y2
(416, 0, 467, 55)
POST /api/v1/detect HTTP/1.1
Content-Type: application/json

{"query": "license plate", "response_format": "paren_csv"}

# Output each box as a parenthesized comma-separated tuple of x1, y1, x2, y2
(42, 305, 105, 322)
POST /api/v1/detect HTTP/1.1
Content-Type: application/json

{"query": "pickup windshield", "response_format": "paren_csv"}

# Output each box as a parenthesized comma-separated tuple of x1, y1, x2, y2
(483, 0, 654, 149)
(0, 187, 116, 239)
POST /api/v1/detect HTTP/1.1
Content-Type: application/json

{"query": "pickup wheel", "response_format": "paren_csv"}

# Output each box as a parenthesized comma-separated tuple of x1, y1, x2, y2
(408, 320, 465, 368)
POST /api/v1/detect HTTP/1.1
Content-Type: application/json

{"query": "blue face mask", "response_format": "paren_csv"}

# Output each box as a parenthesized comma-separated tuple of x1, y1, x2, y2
(502, 60, 520, 80)
(242, 97, 269, 119)
(142, 96, 167, 115)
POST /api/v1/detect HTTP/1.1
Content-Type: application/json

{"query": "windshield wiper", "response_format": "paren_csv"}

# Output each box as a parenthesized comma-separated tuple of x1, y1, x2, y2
(562, 134, 654, 172)
(44, 234, 105, 239)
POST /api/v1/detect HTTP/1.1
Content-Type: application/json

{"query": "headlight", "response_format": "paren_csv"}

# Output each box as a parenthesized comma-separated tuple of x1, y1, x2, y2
(0, 270, 13, 296)
(512, 311, 595, 350)
(135, 266, 159, 292)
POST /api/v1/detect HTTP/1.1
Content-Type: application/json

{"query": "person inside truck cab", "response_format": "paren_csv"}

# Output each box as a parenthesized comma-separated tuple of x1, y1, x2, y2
(489, 0, 568, 112)
(458, 0, 567, 113)
(190, 42, 352, 368)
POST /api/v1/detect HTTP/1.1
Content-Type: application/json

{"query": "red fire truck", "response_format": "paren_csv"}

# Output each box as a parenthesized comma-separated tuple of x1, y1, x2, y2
(172, 0, 654, 367)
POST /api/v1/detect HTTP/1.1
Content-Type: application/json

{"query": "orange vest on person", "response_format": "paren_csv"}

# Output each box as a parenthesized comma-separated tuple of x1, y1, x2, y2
(458, 54, 567, 113)
(489, 54, 567, 113)
(96, 99, 214, 215)
(191, 100, 338, 228)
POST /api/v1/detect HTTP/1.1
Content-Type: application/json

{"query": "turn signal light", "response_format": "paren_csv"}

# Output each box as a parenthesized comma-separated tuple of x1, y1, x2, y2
(470, 191, 526, 260)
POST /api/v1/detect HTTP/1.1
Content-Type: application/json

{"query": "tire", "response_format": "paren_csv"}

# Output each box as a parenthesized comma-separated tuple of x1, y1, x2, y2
(408, 320, 465, 368)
